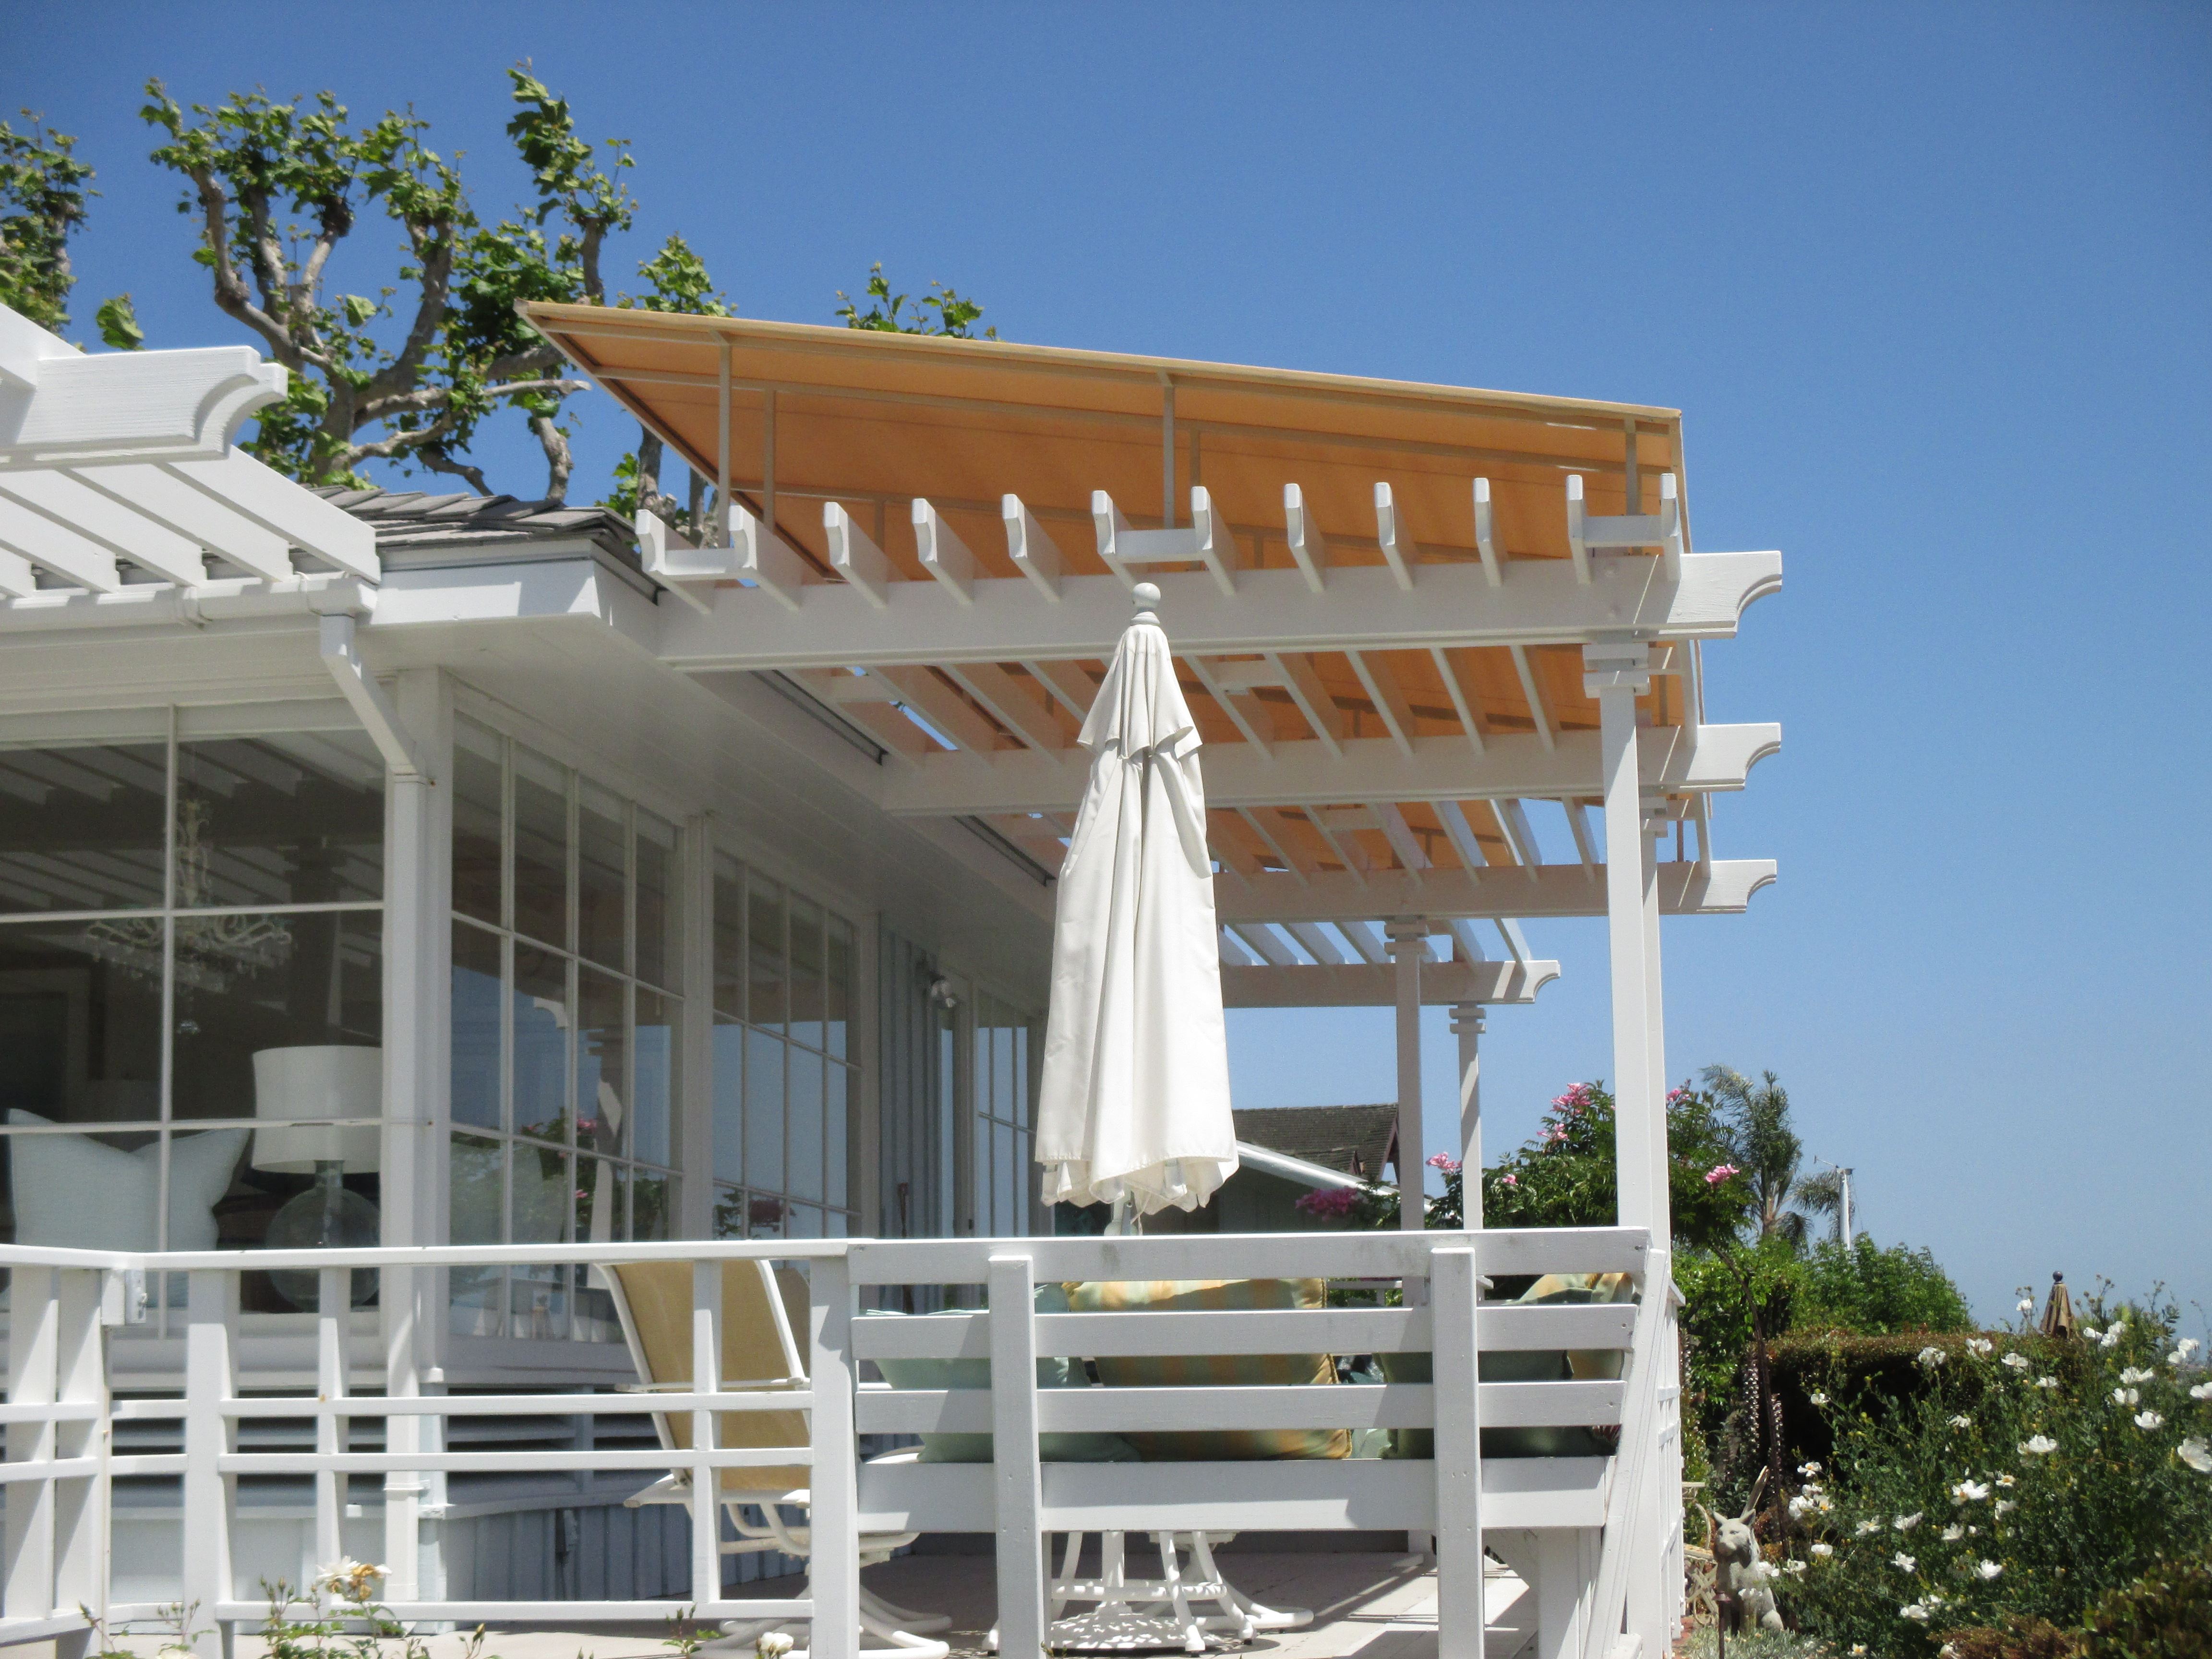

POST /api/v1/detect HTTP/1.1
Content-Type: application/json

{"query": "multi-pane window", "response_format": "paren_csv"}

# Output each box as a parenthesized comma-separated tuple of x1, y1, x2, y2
(448, 719, 684, 1339)
(0, 729, 384, 1262)
(710, 852, 858, 1240)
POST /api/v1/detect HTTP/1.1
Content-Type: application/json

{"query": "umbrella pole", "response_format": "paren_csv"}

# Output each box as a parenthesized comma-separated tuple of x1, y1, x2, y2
(1106, 1194, 1135, 1237)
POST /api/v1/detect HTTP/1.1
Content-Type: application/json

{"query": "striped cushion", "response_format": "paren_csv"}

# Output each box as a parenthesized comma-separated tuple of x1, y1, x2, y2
(1065, 1278, 1348, 1461)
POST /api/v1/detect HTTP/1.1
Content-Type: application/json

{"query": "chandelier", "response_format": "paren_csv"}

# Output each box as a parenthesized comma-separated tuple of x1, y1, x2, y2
(84, 799, 293, 992)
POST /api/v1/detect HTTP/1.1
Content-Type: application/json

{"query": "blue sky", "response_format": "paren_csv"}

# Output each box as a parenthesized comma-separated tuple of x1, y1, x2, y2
(9, 2, 2208, 1324)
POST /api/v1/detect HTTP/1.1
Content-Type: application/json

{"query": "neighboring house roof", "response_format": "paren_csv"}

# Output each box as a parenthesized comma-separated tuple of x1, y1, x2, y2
(1231, 1104, 1400, 1183)
(314, 486, 641, 568)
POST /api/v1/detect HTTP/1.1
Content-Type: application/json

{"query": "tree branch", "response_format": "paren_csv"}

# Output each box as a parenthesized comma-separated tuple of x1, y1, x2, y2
(181, 163, 296, 364)
(359, 226, 457, 410)
(529, 412, 573, 504)
(353, 376, 589, 424)
(418, 444, 493, 495)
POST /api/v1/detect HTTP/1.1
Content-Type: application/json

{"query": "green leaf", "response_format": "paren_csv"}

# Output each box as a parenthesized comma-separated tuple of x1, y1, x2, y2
(94, 294, 143, 350)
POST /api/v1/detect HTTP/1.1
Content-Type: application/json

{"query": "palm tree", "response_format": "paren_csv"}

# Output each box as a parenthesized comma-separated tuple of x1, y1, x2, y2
(1699, 1065, 1843, 1249)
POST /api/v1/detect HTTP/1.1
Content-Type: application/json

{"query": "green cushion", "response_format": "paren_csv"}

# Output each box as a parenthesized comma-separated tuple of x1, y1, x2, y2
(863, 1285, 1139, 1464)
(1379, 1275, 1632, 1460)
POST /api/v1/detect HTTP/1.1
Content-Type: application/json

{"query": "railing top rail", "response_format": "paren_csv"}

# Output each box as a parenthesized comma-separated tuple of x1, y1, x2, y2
(0, 1225, 1652, 1276)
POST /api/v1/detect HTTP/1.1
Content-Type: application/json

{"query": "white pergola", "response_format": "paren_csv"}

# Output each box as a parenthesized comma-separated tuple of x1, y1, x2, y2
(523, 303, 1781, 1237)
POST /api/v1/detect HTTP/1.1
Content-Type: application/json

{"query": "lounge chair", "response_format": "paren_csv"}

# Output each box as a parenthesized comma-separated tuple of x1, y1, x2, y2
(601, 1259, 952, 1659)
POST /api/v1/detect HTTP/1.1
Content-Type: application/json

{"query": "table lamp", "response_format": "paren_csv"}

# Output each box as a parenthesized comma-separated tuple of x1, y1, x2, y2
(252, 1045, 382, 1309)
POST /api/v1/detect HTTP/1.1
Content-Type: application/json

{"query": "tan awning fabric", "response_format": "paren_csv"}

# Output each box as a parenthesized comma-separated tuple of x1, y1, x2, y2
(521, 304, 1683, 587)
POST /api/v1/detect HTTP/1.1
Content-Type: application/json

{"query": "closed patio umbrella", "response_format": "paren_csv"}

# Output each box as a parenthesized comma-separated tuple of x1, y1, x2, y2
(1036, 583, 1238, 1218)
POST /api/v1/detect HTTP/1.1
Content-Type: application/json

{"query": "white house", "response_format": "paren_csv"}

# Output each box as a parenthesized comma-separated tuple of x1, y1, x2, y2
(0, 298, 1779, 1659)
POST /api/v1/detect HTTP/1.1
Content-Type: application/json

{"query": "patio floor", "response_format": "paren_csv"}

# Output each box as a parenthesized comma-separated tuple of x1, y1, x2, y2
(96, 1545, 1540, 1659)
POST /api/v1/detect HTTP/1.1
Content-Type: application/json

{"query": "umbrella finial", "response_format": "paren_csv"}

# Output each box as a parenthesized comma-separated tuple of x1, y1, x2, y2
(1132, 581, 1161, 611)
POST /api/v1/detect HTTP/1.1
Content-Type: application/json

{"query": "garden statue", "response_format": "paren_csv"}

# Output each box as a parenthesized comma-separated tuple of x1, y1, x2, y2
(1705, 1472, 1786, 1635)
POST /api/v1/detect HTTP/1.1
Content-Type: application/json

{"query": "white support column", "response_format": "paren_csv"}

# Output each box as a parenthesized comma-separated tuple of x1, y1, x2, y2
(809, 1255, 860, 1659)
(1430, 1248, 1484, 1659)
(1641, 818, 1671, 1240)
(988, 1253, 1045, 1659)
(180, 1272, 236, 1659)
(383, 670, 452, 1605)
(1385, 922, 1427, 1231)
(4, 1266, 58, 1633)
(679, 814, 716, 1240)
(1583, 645, 1655, 1233)
(1451, 1004, 1484, 1227)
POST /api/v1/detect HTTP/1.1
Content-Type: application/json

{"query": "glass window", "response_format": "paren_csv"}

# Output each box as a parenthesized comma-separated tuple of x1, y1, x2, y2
(511, 746, 569, 950)
(634, 986, 675, 1169)
(711, 1017, 745, 1185)
(789, 1045, 824, 1203)
(827, 1061, 852, 1214)
(0, 730, 386, 1254)
(748, 877, 785, 1034)
(0, 742, 167, 915)
(176, 733, 384, 908)
(452, 721, 504, 926)
(512, 945, 569, 1145)
(451, 922, 502, 1131)
(170, 910, 382, 1121)
(577, 967, 627, 1164)
(745, 1027, 785, 1200)
(636, 813, 677, 993)
(825, 920, 852, 1060)
(712, 858, 745, 1021)
(790, 897, 824, 1052)
(577, 783, 626, 973)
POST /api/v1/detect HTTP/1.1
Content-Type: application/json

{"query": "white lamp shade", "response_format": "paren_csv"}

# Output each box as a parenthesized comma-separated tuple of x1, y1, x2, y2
(251, 1046, 383, 1174)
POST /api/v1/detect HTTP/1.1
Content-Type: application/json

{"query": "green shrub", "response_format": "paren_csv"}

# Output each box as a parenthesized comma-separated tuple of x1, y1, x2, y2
(1795, 1236, 1974, 1335)
(1936, 1617, 2079, 1658)
(1772, 1298, 2212, 1657)
(2079, 1555, 2212, 1659)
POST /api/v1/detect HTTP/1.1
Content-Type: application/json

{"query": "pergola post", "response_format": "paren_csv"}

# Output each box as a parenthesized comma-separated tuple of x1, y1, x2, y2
(1584, 644, 1659, 1231)
(1451, 1003, 1484, 1227)
(1385, 920, 1429, 1231)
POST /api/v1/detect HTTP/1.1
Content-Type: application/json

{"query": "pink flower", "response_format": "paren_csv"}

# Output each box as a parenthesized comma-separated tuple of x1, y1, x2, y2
(1500, 1173, 1518, 1187)
(1426, 1153, 1462, 1173)
(1704, 1163, 1741, 1186)
(1295, 1187, 1362, 1219)
(1544, 1126, 1570, 1145)
(1666, 1086, 1690, 1105)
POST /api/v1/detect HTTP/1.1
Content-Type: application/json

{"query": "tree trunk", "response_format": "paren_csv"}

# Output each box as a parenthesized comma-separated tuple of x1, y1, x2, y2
(531, 414, 573, 504)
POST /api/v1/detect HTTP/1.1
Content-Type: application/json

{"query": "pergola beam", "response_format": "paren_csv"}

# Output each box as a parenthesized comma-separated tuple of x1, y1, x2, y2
(874, 723, 1779, 815)
(656, 551, 1782, 671)
(1212, 858, 1776, 923)
(1220, 957, 1562, 1009)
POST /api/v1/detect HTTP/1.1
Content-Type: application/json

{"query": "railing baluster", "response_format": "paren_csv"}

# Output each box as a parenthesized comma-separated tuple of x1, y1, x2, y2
(3, 1265, 59, 1634)
(689, 1260, 724, 1614)
(382, 1259, 423, 1605)
(181, 1270, 236, 1659)
(808, 1255, 858, 1659)
(54, 1267, 108, 1659)
(1431, 1247, 1484, 1659)
(314, 1267, 348, 1588)
(987, 1253, 1043, 1659)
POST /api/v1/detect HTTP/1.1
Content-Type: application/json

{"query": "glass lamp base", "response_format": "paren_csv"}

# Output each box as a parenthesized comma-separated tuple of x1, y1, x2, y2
(265, 1161, 380, 1310)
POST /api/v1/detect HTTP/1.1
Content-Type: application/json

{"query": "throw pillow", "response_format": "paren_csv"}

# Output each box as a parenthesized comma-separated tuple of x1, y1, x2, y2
(8, 1110, 245, 1251)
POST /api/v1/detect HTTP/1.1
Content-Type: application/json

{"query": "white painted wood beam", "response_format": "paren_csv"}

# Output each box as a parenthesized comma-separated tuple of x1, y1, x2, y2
(824, 501, 893, 609)
(1507, 644, 1554, 750)
(1235, 806, 1311, 885)
(913, 498, 977, 605)
(1002, 495, 1064, 601)
(1301, 808, 1370, 886)
(62, 463, 290, 580)
(1220, 957, 1561, 1009)
(731, 502, 807, 611)
(1373, 481, 1419, 590)
(168, 454, 376, 578)
(940, 661, 1064, 753)
(1021, 659, 1096, 724)
(1185, 656, 1273, 758)
(1563, 798, 1600, 875)
(1495, 799, 1543, 877)
(1337, 919, 1388, 964)
(1472, 478, 1504, 587)
(872, 722, 1779, 816)
(0, 494, 122, 591)
(1569, 471, 1684, 583)
(1496, 918, 1534, 965)
(1433, 799, 1489, 876)
(876, 665, 1003, 755)
(1091, 488, 1237, 595)
(1231, 923, 1300, 967)
(1284, 921, 1349, 965)
(1268, 651, 1343, 757)
(1375, 802, 1431, 878)
(1429, 646, 1484, 754)
(1347, 649, 1416, 757)
(1219, 928, 1260, 968)
(1283, 482, 1328, 593)
(654, 550, 1785, 671)
(317, 614, 430, 782)
(0, 470, 207, 586)
(1214, 858, 1776, 924)
(636, 508, 732, 614)
(1445, 918, 1489, 964)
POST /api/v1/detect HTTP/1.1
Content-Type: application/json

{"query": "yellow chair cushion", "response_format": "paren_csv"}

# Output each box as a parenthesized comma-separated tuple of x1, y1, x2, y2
(1064, 1277, 1348, 1461)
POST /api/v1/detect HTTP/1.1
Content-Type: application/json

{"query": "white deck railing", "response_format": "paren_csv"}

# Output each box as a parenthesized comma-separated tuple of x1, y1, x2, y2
(0, 1228, 1674, 1659)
